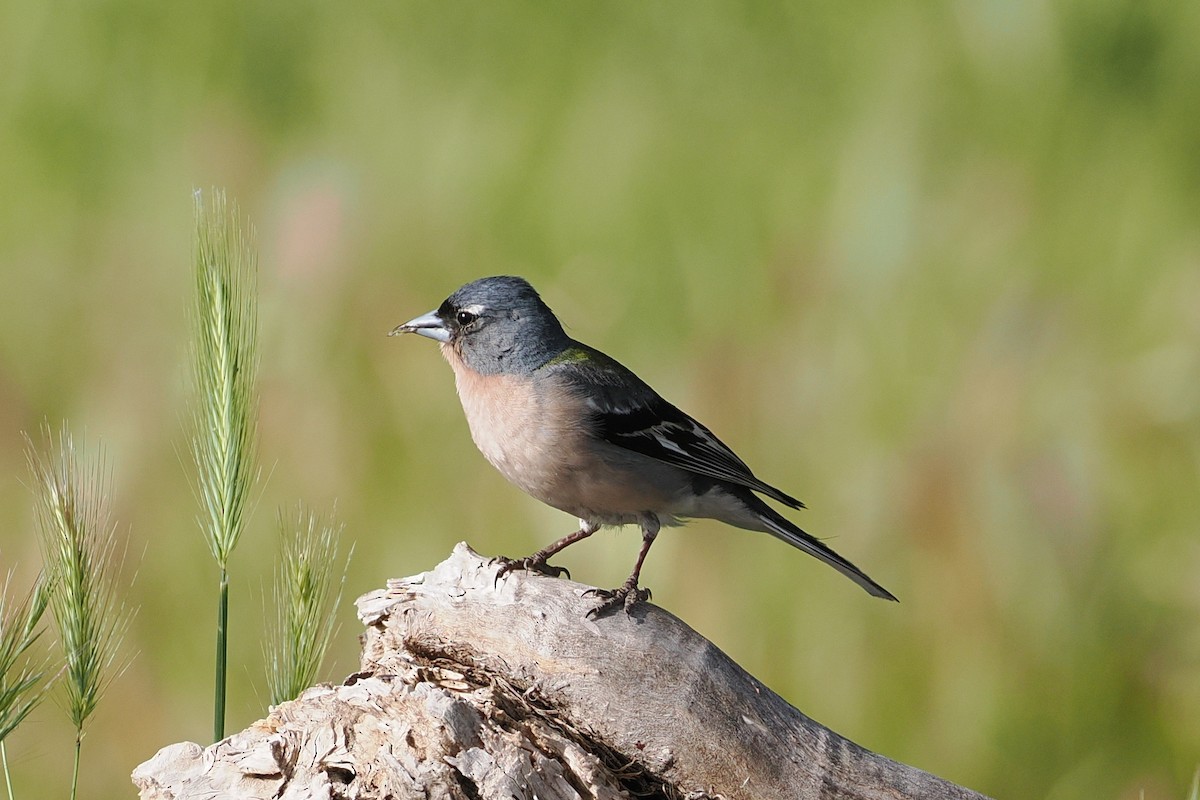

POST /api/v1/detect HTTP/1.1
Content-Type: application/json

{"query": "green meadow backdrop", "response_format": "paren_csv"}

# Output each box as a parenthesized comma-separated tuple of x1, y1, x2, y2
(1, 2, 1198, 798)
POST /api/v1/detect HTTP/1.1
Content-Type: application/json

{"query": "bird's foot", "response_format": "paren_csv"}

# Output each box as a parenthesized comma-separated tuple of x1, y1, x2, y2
(583, 581, 651, 619)
(491, 554, 571, 585)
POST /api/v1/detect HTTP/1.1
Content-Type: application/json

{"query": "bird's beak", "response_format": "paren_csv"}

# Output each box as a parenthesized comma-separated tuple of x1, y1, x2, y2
(389, 310, 450, 342)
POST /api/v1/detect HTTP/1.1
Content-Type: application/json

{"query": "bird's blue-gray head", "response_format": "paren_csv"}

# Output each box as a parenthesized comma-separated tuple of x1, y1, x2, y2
(391, 276, 572, 374)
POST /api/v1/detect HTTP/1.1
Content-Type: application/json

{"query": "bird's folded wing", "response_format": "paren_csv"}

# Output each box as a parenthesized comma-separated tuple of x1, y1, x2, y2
(588, 392, 805, 510)
(559, 357, 806, 506)
(549, 344, 804, 509)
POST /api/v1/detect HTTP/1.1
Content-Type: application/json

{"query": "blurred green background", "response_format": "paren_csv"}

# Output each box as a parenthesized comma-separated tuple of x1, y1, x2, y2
(1, 1, 1198, 798)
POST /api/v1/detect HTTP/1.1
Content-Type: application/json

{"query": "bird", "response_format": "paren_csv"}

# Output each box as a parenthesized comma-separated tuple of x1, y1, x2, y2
(390, 276, 896, 616)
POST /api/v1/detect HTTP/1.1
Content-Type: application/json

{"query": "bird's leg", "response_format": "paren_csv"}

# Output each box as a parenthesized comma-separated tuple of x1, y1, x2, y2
(494, 519, 600, 581)
(585, 518, 659, 618)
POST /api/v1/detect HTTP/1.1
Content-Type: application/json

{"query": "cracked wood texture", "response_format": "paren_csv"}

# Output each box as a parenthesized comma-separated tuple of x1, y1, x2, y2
(132, 543, 990, 800)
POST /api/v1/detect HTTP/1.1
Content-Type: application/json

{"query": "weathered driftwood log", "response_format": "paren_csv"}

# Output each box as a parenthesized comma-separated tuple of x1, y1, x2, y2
(133, 543, 990, 800)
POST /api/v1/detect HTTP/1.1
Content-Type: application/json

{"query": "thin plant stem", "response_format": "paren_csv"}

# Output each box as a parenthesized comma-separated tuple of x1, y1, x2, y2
(2, 741, 12, 800)
(214, 570, 228, 742)
(70, 735, 80, 800)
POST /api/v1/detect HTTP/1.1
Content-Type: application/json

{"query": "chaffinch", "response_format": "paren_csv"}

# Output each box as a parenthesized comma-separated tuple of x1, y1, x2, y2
(391, 276, 896, 615)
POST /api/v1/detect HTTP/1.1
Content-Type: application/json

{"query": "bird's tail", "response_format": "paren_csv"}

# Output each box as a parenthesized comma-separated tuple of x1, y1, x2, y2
(753, 499, 898, 602)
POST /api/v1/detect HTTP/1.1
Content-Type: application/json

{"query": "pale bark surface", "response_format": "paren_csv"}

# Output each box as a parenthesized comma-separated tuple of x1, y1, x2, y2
(133, 543, 991, 800)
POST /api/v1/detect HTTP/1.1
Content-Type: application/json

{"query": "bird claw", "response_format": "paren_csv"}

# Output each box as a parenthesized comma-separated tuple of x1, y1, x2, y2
(583, 584, 651, 618)
(491, 555, 571, 587)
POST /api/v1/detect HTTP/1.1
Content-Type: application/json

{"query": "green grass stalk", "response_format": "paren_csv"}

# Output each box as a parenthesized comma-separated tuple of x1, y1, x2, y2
(27, 425, 128, 800)
(0, 572, 53, 800)
(0, 571, 54, 800)
(189, 188, 260, 742)
(2, 742, 10, 800)
(0, 573, 52, 747)
(265, 506, 351, 705)
(214, 568, 228, 741)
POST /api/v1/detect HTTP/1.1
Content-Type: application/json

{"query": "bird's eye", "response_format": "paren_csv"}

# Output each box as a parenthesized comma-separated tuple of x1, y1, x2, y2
(455, 310, 478, 326)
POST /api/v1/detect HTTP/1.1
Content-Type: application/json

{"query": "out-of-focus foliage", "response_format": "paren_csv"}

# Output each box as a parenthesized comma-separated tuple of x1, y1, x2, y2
(265, 504, 348, 706)
(0, 571, 51, 744)
(0, 2, 1197, 798)
(27, 424, 130, 799)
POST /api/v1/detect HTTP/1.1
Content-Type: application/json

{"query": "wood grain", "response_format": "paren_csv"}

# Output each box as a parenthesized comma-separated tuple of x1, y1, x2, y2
(133, 543, 990, 800)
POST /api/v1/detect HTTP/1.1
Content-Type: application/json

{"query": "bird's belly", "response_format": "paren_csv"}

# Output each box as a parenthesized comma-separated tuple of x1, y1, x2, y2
(549, 461, 681, 525)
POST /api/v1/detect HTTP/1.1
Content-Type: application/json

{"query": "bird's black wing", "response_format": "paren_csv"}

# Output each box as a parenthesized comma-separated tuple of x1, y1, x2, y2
(551, 344, 804, 509)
